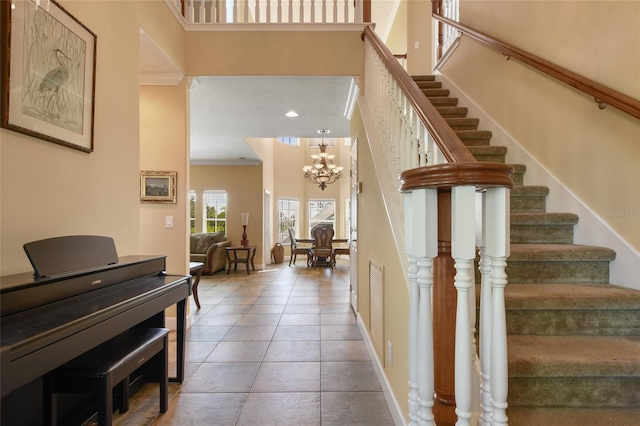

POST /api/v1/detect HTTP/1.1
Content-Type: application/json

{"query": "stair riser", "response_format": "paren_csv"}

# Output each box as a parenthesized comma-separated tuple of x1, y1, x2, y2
(509, 377, 640, 408)
(429, 97, 458, 106)
(506, 310, 640, 336)
(415, 81, 441, 89)
(510, 225, 574, 244)
(511, 197, 547, 213)
(436, 107, 468, 117)
(511, 171, 525, 186)
(471, 153, 506, 163)
(422, 89, 449, 97)
(505, 261, 611, 284)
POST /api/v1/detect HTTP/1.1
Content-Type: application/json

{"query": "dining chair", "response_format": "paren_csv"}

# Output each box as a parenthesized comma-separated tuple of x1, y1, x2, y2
(288, 228, 310, 266)
(309, 226, 335, 269)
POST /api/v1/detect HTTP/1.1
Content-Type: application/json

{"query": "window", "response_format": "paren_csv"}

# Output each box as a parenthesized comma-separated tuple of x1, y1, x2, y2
(309, 200, 335, 236)
(277, 137, 299, 146)
(189, 191, 196, 234)
(277, 199, 299, 243)
(204, 190, 227, 233)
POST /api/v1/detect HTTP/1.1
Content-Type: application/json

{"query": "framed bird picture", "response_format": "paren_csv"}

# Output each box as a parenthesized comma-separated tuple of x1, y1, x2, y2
(0, 0, 97, 153)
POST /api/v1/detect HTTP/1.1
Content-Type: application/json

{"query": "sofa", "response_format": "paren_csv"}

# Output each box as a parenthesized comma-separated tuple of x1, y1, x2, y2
(189, 232, 231, 274)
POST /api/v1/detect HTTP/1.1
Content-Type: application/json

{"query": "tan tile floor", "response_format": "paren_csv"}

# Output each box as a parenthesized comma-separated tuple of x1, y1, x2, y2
(113, 259, 395, 425)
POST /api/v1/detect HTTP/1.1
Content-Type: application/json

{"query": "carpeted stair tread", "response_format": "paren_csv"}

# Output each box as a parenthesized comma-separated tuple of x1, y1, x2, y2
(511, 185, 548, 196)
(511, 212, 578, 225)
(428, 96, 458, 106)
(415, 80, 442, 89)
(509, 163, 526, 186)
(468, 145, 507, 162)
(454, 130, 493, 147)
(435, 106, 468, 117)
(503, 283, 640, 310)
(421, 88, 449, 97)
(445, 117, 478, 130)
(507, 407, 640, 426)
(509, 244, 617, 262)
(412, 75, 436, 81)
(508, 335, 640, 377)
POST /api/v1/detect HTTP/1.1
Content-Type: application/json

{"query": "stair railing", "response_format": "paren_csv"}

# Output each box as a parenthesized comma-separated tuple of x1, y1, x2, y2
(362, 26, 514, 425)
(168, 0, 370, 24)
(432, 13, 640, 120)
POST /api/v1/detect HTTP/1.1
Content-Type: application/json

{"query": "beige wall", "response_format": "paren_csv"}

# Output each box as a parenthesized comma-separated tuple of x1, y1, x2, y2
(351, 102, 410, 416)
(139, 83, 190, 275)
(190, 165, 265, 264)
(441, 1, 640, 250)
(186, 31, 364, 78)
(406, 0, 434, 75)
(1, 1, 184, 276)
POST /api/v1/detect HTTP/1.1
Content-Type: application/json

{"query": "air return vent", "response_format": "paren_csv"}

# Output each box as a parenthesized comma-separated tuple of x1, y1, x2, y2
(369, 259, 384, 361)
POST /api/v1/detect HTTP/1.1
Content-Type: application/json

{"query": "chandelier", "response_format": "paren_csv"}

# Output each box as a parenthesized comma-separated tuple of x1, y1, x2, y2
(302, 140, 344, 191)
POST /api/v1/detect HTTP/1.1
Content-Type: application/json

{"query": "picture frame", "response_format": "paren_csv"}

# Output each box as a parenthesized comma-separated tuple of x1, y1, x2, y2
(140, 171, 177, 204)
(0, 0, 97, 153)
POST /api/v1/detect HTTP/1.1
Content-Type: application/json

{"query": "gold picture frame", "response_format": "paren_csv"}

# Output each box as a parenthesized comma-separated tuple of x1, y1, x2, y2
(0, 0, 97, 153)
(140, 171, 177, 204)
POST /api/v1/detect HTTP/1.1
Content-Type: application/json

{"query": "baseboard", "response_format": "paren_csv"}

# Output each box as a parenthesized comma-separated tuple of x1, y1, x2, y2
(165, 313, 193, 331)
(357, 313, 407, 426)
(434, 72, 640, 289)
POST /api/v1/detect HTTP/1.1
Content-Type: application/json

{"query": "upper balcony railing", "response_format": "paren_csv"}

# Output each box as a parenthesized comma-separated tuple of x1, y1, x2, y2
(168, 0, 371, 25)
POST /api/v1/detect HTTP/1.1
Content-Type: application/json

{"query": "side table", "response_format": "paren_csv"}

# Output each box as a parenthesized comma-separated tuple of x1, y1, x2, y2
(226, 246, 256, 274)
(189, 261, 204, 309)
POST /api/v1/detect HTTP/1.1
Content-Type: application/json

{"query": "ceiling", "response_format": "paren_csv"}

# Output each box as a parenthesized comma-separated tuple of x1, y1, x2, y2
(140, 30, 356, 166)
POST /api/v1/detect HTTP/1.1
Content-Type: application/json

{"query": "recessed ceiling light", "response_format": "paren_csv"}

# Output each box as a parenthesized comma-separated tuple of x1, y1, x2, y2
(285, 111, 298, 118)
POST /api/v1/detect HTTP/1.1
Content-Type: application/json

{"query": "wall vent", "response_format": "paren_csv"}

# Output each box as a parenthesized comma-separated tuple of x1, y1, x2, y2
(369, 258, 384, 361)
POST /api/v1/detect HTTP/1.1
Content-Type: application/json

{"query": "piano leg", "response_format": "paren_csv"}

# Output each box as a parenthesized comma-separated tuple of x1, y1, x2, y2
(172, 297, 187, 383)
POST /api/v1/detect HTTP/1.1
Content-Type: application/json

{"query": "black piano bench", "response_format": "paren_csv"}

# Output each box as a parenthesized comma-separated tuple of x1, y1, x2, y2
(43, 327, 170, 426)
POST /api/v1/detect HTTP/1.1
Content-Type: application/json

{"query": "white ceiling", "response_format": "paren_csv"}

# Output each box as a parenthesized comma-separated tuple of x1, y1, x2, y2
(140, 30, 355, 166)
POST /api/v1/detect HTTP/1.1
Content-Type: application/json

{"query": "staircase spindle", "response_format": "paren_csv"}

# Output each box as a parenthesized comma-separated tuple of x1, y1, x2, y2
(485, 186, 510, 426)
(478, 243, 493, 426)
(276, 0, 281, 22)
(452, 185, 476, 426)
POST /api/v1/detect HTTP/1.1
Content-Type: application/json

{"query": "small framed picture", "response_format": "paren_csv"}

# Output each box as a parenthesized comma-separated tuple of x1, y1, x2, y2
(140, 171, 177, 204)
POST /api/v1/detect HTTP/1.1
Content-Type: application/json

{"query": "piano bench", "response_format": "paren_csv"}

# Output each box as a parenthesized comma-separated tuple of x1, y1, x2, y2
(43, 327, 170, 426)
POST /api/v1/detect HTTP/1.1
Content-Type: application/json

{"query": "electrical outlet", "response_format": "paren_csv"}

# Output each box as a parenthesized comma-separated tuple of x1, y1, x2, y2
(387, 340, 393, 365)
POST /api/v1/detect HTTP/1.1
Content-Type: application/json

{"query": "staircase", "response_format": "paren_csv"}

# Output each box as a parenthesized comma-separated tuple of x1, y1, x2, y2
(414, 75, 640, 425)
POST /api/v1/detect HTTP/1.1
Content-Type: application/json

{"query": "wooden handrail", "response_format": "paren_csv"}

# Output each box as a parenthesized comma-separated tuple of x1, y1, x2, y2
(433, 14, 640, 120)
(362, 26, 477, 164)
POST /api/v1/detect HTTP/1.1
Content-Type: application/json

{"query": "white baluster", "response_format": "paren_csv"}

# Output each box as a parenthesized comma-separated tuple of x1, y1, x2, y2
(266, 0, 271, 23)
(310, 0, 315, 22)
(277, 0, 282, 22)
(321, 0, 327, 22)
(197, 0, 204, 22)
(405, 188, 438, 425)
(187, 0, 195, 23)
(255, 0, 260, 23)
(452, 185, 476, 426)
(332, 0, 338, 23)
(486, 186, 510, 426)
(478, 244, 493, 426)
(233, 0, 238, 23)
(244, 0, 249, 22)
(343, 0, 349, 23)
(406, 190, 420, 425)
(299, 0, 304, 22)
(288, 0, 293, 23)
(354, 0, 362, 23)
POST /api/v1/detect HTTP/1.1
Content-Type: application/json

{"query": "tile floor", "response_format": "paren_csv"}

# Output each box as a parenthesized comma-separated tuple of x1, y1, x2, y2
(114, 259, 395, 425)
